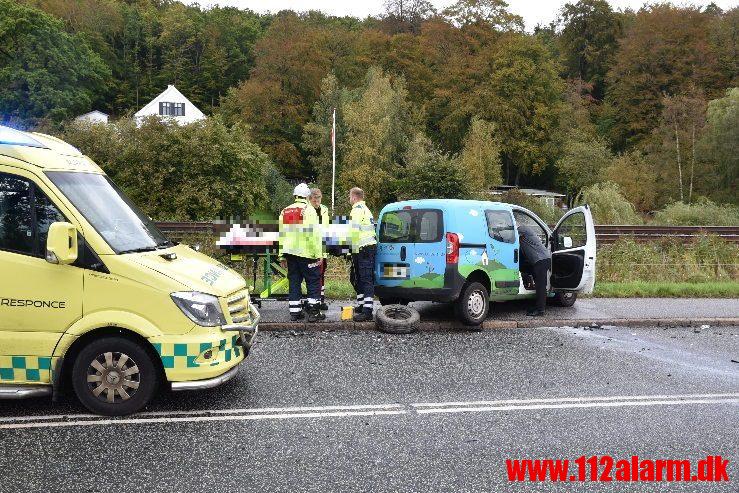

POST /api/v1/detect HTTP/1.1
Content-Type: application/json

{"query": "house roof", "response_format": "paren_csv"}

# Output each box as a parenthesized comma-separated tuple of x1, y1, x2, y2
(134, 85, 204, 119)
(76, 110, 108, 118)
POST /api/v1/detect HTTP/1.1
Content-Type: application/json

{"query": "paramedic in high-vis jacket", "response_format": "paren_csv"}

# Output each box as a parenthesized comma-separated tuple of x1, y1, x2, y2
(518, 226, 551, 317)
(279, 183, 325, 323)
(348, 187, 377, 322)
(309, 187, 330, 311)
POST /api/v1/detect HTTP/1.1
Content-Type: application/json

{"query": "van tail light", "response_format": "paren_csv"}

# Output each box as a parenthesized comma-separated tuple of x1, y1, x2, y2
(446, 232, 459, 264)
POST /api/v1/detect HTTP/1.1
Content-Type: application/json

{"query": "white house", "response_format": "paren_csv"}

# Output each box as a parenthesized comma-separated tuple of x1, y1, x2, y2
(75, 110, 109, 124)
(134, 85, 205, 125)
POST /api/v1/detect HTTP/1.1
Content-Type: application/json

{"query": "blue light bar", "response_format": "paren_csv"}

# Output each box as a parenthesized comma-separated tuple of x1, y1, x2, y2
(0, 125, 48, 148)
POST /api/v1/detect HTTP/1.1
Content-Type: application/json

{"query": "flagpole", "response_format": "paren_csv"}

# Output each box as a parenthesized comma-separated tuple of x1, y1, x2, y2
(331, 107, 336, 215)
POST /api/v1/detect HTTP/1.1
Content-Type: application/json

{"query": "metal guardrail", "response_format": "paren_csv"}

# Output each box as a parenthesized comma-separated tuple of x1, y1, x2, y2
(155, 222, 739, 244)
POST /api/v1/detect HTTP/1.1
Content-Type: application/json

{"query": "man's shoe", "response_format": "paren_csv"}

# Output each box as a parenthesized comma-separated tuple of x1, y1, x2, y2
(319, 301, 329, 311)
(353, 310, 374, 322)
(290, 311, 305, 322)
(526, 309, 545, 317)
(307, 307, 326, 323)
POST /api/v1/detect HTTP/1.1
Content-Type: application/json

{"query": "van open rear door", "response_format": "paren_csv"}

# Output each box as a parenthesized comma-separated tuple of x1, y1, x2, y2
(550, 205, 596, 294)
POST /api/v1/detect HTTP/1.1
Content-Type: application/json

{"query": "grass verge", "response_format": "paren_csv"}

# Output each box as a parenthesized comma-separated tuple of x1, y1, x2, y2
(592, 281, 739, 298)
(254, 279, 739, 299)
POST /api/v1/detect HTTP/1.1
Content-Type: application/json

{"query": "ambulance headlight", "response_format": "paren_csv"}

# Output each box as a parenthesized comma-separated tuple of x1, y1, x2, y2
(171, 291, 226, 327)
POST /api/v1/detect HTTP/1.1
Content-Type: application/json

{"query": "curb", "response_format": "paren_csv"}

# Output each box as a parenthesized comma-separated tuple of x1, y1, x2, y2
(258, 317, 739, 332)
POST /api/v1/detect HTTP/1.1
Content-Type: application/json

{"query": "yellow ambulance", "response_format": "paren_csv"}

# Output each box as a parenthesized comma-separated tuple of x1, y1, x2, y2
(0, 125, 259, 415)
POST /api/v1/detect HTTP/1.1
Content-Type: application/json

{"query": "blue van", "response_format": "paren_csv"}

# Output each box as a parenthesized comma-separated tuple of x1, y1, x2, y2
(374, 200, 596, 325)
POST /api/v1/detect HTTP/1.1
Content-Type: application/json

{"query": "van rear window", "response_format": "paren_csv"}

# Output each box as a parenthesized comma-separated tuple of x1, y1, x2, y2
(379, 209, 442, 243)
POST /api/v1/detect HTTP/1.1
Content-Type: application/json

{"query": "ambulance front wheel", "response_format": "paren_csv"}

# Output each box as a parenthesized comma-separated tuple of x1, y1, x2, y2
(550, 291, 578, 307)
(72, 336, 159, 416)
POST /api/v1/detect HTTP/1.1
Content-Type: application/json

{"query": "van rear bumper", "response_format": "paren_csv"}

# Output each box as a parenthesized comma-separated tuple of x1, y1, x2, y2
(375, 266, 466, 303)
(375, 285, 459, 302)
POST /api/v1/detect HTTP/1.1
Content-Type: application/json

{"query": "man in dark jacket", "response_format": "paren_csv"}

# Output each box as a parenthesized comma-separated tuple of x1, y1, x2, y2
(518, 226, 552, 316)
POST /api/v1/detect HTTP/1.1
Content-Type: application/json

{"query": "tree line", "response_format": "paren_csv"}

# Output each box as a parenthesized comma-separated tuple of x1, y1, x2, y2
(1, 0, 737, 218)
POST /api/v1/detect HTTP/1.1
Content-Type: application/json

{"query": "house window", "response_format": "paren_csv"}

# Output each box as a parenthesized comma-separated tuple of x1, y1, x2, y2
(159, 102, 185, 117)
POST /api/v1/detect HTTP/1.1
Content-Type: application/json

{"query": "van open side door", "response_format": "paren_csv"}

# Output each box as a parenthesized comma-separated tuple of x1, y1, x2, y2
(551, 205, 596, 294)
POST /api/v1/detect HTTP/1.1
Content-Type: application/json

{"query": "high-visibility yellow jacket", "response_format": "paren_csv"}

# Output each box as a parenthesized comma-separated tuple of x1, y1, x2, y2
(349, 200, 377, 253)
(314, 204, 330, 258)
(279, 197, 322, 259)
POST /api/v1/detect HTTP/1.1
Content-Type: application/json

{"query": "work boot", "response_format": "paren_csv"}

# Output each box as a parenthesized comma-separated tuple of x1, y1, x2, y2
(290, 311, 305, 322)
(319, 299, 329, 311)
(526, 308, 545, 317)
(307, 305, 326, 323)
(353, 309, 374, 322)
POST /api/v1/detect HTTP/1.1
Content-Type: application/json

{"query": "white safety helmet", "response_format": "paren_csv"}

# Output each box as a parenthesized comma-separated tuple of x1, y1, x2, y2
(293, 183, 311, 198)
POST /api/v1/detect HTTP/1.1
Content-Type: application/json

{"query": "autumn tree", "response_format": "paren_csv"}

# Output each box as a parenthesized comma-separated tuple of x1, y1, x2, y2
(557, 0, 621, 99)
(470, 33, 564, 184)
(457, 117, 503, 196)
(340, 67, 418, 209)
(302, 73, 353, 199)
(442, 0, 524, 31)
(700, 87, 739, 204)
(220, 13, 331, 178)
(605, 5, 726, 149)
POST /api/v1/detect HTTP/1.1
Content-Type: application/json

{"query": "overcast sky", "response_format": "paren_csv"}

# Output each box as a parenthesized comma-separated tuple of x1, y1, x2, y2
(192, 1, 736, 31)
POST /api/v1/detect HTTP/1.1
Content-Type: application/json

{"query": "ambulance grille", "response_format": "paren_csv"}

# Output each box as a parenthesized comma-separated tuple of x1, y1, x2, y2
(225, 289, 250, 324)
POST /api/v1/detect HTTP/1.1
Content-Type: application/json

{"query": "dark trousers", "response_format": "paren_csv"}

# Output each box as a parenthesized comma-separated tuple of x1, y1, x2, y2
(350, 245, 376, 313)
(285, 254, 321, 314)
(533, 258, 551, 312)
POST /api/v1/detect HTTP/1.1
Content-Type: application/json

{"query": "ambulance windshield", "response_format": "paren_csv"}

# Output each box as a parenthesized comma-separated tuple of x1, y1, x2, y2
(46, 171, 172, 254)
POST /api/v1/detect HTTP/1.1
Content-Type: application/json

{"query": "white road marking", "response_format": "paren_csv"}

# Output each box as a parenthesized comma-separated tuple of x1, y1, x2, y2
(414, 398, 739, 414)
(1, 393, 736, 430)
(410, 392, 739, 408)
(0, 403, 403, 423)
(0, 409, 407, 430)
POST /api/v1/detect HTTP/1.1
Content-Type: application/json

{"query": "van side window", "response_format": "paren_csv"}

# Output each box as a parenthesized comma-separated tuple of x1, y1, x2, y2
(485, 210, 515, 243)
(379, 210, 412, 242)
(418, 210, 441, 242)
(0, 172, 66, 257)
(0, 173, 33, 254)
(379, 209, 443, 243)
(513, 211, 548, 246)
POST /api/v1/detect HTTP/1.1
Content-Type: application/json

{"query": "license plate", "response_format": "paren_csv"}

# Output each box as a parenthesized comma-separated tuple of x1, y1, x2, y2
(382, 264, 409, 279)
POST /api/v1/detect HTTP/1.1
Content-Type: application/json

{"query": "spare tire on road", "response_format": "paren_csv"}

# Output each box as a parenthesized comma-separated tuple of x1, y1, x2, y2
(376, 304, 420, 334)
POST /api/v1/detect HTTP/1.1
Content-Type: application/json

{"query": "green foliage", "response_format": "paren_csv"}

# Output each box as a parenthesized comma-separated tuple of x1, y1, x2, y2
(557, 0, 621, 99)
(472, 33, 564, 181)
(442, 0, 524, 31)
(597, 236, 738, 282)
(576, 182, 641, 224)
(397, 133, 469, 200)
(653, 199, 739, 226)
(603, 150, 661, 212)
(699, 87, 738, 203)
(497, 189, 563, 225)
(457, 117, 503, 196)
(556, 133, 613, 197)
(340, 67, 418, 209)
(0, 0, 110, 123)
(61, 117, 270, 220)
(593, 281, 739, 298)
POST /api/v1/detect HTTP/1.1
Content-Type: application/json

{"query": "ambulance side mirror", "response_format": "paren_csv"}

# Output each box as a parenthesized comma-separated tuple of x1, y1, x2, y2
(46, 222, 78, 265)
(562, 236, 573, 249)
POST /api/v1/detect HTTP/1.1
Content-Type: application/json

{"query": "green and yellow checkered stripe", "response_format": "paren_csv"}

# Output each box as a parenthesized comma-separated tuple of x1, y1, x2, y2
(0, 356, 52, 383)
(152, 334, 242, 369)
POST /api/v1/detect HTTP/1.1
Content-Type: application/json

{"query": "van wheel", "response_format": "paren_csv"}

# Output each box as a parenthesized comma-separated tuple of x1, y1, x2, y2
(551, 292, 578, 307)
(454, 282, 489, 326)
(72, 337, 159, 416)
(378, 297, 409, 306)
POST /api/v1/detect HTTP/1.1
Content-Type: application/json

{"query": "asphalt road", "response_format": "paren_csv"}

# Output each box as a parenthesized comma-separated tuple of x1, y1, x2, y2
(1, 324, 738, 492)
(257, 297, 739, 323)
